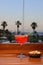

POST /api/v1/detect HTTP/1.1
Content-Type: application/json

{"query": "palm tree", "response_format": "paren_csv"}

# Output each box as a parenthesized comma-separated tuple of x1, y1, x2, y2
(16, 21, 22, 34)
(1, 21, 7, 31)
(31, 22, 37, 32)
(1, 21, 7, 36)
(31, 22, 39, 42)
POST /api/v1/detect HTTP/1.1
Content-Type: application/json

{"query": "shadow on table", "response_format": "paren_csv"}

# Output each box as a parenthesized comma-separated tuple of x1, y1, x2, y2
(28, 57, 42, 63)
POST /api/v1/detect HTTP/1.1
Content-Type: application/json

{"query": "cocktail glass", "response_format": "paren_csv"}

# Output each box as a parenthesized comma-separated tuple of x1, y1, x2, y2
(15, 35, 27, 58)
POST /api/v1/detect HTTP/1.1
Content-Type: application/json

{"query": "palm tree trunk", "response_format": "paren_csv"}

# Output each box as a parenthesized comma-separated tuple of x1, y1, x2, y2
(3, 27, 5, 36)
(33, 29, 35, 33)
(17, 27, 19, 34)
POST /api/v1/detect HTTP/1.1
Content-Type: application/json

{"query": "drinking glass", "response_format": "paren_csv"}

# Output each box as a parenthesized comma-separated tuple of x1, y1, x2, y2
(15, 35, 27, 58)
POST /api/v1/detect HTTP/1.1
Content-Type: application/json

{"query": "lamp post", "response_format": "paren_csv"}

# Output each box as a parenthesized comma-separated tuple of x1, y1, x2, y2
(22, 0, 24, 32)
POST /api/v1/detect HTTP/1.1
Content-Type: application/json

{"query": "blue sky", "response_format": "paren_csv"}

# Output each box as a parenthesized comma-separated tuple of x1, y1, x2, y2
(0, 0, 43, 32)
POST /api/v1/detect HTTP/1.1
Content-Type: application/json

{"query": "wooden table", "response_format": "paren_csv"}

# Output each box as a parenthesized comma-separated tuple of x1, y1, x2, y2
(0, 53, 43, 65)
(0, 43, 43, 65)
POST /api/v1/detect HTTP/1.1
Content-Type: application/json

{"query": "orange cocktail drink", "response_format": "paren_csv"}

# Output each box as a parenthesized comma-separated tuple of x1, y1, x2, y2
(15, 35, 27, 45)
